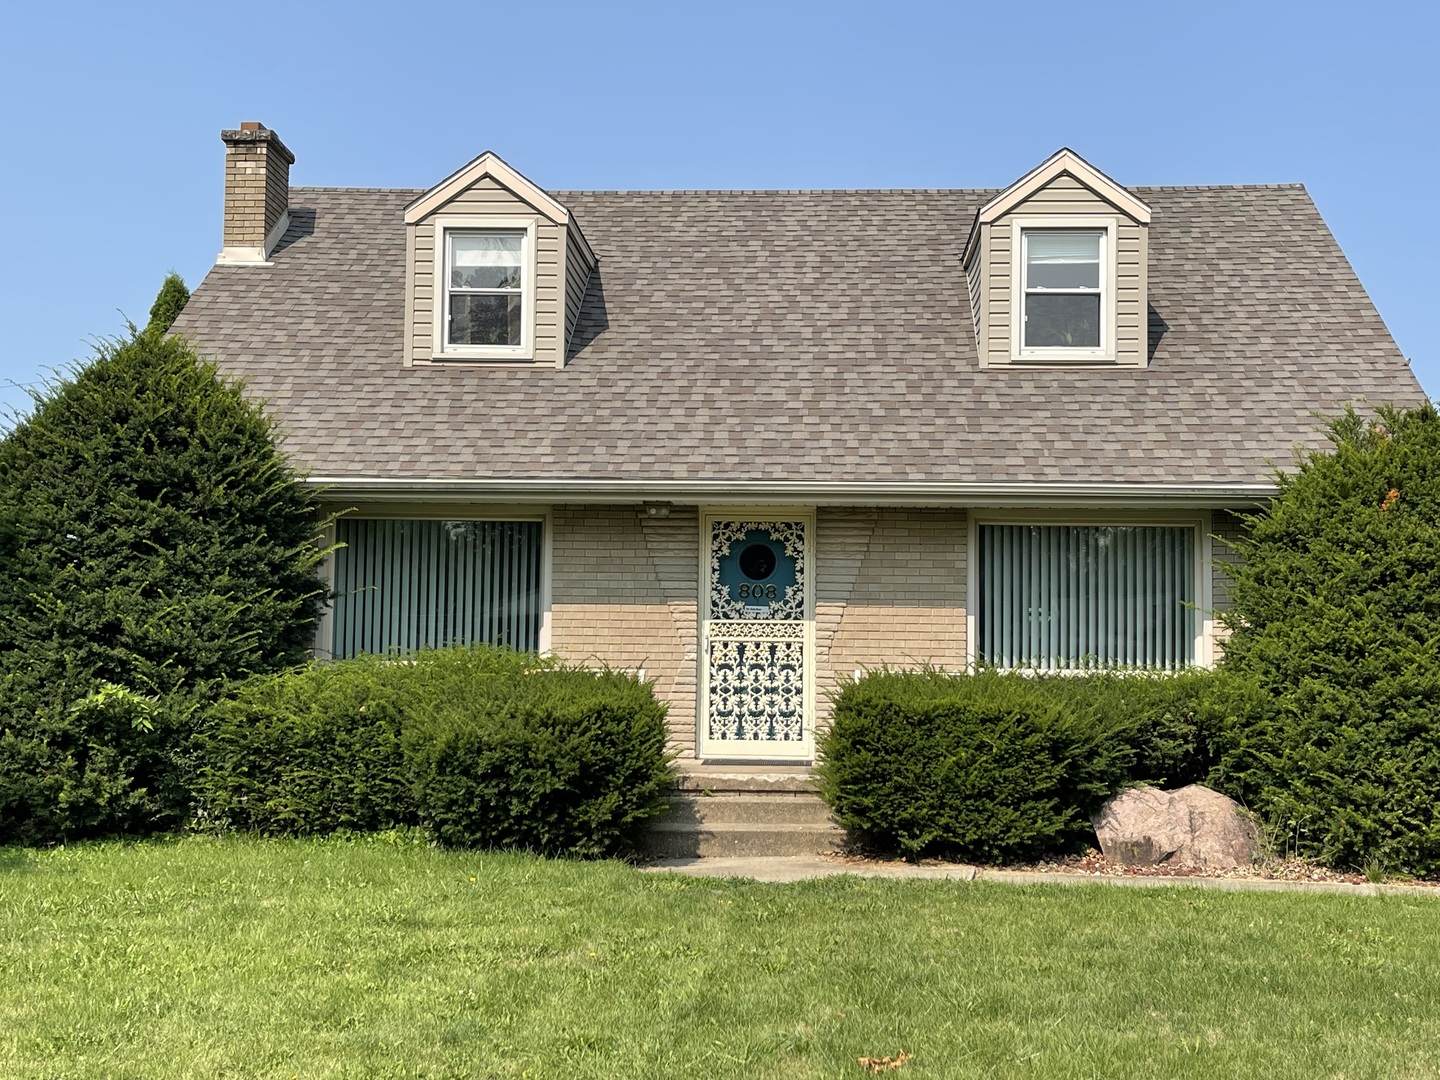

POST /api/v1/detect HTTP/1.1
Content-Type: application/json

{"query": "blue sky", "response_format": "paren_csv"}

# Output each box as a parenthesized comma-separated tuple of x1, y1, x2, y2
(1, 0, 1435, 420)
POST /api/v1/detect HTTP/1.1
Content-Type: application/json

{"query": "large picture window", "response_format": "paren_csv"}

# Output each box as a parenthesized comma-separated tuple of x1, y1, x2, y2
(330, 519, 543, 658)
(1021, 230, 1103, 350)
(977, 523, 1195, 671)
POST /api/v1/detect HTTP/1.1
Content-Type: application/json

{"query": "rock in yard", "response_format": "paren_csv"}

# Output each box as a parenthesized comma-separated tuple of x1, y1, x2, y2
(1092, 784, 1260, 869)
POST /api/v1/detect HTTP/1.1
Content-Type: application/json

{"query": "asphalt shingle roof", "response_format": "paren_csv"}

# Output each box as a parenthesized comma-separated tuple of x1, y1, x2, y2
(172, 184, 1425, 486)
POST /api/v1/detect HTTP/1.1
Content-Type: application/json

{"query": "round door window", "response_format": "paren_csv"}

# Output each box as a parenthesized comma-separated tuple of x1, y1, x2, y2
(738, 542, 778, 581)
(716, 528, 797, 615)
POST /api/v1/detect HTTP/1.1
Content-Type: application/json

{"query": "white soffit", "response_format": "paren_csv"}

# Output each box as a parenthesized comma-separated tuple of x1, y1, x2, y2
(403, 151, 571, 226)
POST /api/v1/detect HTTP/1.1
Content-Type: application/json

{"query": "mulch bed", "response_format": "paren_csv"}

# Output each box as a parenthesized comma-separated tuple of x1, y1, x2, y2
(828, 847, 1440, 887)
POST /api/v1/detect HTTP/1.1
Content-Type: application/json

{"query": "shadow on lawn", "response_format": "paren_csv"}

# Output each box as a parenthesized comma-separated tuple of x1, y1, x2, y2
(0, 847, 34, 874)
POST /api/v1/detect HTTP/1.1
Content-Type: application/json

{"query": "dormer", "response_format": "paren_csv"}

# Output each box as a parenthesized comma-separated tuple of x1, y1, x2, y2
(403, 152, 596, 368)
(964, 149, 1151, 369)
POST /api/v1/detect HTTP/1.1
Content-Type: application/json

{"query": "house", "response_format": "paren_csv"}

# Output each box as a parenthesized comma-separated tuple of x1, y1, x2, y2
(173, 122, 1425, 778)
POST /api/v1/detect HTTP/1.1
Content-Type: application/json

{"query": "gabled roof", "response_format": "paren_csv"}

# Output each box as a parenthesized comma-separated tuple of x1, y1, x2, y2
(964, 148, 1152, 263)
(403, 151, 572, 225)
(173, 184, 1423, 495)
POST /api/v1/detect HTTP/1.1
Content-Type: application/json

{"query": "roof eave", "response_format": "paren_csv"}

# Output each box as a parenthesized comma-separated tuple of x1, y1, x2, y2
(305, 477, 1276, 509)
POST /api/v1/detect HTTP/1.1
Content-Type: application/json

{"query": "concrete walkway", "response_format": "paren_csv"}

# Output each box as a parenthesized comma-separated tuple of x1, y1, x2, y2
(645, 856, 1440, 898)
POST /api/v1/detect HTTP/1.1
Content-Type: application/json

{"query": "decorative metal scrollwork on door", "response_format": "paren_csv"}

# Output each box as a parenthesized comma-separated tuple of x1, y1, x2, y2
(703, 520, 810, 754)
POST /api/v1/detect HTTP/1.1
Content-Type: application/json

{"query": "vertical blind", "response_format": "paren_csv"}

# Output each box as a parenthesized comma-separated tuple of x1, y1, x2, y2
(978, 524, 1195, 671)
(331, 519, 543, 659)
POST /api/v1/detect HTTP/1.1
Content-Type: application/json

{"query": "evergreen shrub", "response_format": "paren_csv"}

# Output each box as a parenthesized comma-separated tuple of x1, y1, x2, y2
(816, 669, 1132, 862)
(0, 323, 327, 844)
(405, 659, 673, 858)
(193, 646, 674, 858)
(816, 667, 1273, 862)
(1034, 669, 1275, 789)
(1217, 404, 1440, 875)
(194, 656, 412, 834)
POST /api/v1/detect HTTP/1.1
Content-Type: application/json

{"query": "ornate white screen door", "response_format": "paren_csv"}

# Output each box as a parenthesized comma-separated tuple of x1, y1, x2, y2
(699, 514, 815, 761)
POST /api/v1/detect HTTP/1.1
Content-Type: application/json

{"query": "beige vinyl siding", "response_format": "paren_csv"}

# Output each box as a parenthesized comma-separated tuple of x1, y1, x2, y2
(564, 225, 595, 351)
(1018, 172, 1128, 215)
(533, 222, 564, 365)
(964, 234, 985, 343)
(1115, 222, 1147, 366)
(408, 226, 433, 361)
(985, 225, 1013, 364)
(981, 172, 1148, 368)
(442, 175, 530, 209)
(406, 175, 566, 366)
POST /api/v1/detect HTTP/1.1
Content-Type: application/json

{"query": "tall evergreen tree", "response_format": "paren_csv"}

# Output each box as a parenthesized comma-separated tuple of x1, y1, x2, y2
(1219, 403, 1440, 874)
(0, 327, 329, 842)
(144, 272, 190, 337)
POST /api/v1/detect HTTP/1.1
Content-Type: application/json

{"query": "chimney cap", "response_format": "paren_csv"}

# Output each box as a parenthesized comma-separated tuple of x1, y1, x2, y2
(220, 123, 295, 165)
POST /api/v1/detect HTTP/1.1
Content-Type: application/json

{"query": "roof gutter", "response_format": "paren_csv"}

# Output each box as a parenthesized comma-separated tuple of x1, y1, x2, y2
(303, 476, 1278, 509)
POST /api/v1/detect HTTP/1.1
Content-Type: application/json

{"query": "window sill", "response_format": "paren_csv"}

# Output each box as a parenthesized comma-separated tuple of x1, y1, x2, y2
(986, 354, 1137, 371)
(424, 349, 537, 365)
(1014, 349, 1114, 364)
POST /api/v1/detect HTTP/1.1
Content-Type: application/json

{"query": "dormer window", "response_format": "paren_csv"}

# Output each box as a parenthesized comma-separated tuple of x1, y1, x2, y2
(426, 214, 539, 362)
(404, 151, 597, 369)
(446, 230, 524, 347)
(963, 149, 1150, 369)
(1022, 230, 1103, 349)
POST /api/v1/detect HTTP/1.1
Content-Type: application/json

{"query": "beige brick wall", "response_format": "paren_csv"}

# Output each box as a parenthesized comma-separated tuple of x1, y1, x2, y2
(546, 505, 1253, 759)
(549, 504, 968, 760)
(817, 507, 967, 727)
(549, 504, 699, 760)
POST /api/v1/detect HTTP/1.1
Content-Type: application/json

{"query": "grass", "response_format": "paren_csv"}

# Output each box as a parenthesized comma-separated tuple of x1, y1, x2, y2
(2, 837, 1439, 1079)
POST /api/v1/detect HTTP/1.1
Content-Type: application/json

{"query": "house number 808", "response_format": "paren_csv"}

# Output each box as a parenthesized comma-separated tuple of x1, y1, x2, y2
(738, 583, 778, 599)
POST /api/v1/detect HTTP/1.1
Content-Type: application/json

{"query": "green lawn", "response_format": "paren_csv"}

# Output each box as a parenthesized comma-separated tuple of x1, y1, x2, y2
(2, 837, 1438, 1079)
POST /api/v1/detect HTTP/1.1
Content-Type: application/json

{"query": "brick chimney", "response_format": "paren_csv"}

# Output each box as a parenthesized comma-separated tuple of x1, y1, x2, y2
(217, 121, 295, 264)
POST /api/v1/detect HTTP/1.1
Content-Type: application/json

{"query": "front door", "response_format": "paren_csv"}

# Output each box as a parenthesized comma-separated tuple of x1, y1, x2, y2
(699, 514, 814, 761)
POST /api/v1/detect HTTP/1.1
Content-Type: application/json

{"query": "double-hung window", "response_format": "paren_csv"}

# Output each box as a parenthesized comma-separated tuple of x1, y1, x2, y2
(445, 230, 525, 348)
(976, 522, 1197, 671)
(1021, 229, 1104, 351)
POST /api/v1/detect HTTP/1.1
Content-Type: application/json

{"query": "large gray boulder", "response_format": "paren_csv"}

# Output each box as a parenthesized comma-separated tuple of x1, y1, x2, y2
(1092, 784, 1261, 869)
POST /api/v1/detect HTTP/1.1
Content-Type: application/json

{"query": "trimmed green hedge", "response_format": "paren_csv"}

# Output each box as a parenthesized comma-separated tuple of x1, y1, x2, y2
(195, 647, 674, 858)
(405, 664, 674, 858)
(816, 670, 1130, 862)
(816, 667, 1272, 862)
(195, 655, 412, 835)
(1031, 668, 1277, 790)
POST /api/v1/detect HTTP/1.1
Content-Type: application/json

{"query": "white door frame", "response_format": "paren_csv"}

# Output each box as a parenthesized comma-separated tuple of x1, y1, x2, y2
(697, 508, 816, 762)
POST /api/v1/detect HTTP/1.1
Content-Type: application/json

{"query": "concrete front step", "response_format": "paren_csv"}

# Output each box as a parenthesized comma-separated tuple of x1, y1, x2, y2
(672, 770, 816, 795)
(646, 820, 845, 858)
(660, 793, 836, 826)
(645, 779, 846, 857)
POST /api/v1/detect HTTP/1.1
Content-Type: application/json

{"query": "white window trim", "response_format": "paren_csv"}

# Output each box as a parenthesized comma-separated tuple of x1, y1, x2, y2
(964, 509, 1213, 673)
(430, 215, 539, 362)
(316, 504, 552, 660)
(1009, 216, 1119, 365)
